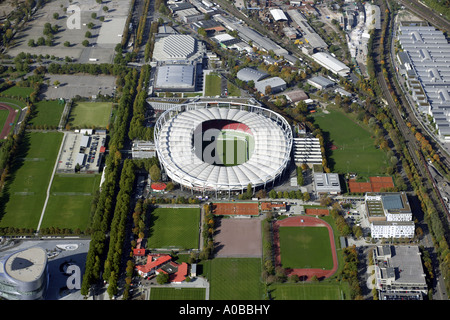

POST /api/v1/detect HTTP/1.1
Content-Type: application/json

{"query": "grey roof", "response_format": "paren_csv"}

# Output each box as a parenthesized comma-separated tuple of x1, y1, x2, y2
(155, 65, 195, 89)
(381, 194, 404, 210)
(255, 77, 287, 93)
(307, 76, 335, 88)
(314, 172, 341, 193)
(236, 67, 269, 82)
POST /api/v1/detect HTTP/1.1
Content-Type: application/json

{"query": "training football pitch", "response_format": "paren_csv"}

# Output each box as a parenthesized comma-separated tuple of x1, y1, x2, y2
(0, 132, 63, 229)
(68, 101, 112, 128)
(279, 226, 333, 269)
(311, 109, 388, 178)
(150, 288, 206, 300)
(270, 283, 349, 300)
(40, 174, 102, 230)
(147, 207, 200, 249)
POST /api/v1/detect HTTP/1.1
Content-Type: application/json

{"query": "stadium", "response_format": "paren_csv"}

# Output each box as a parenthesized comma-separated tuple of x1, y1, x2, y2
(154, 101, 293, 195)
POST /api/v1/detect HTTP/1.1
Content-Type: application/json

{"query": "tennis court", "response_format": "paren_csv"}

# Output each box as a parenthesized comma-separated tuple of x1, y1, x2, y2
(212, 202, 259, 216)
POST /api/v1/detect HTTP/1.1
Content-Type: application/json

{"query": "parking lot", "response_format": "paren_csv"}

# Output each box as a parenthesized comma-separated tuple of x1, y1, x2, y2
(7, 0, 132, 63)
(40, 74, 116, 100)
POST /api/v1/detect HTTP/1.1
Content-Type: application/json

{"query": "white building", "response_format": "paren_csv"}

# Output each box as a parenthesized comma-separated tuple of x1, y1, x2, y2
(365, 192, 414, 239)
(311, 52, 350, 77)
(132, 140, 156, 159)
(314, 172, 341, 195)
(370, 221, 415, 239)
(293, 137, 322, 165)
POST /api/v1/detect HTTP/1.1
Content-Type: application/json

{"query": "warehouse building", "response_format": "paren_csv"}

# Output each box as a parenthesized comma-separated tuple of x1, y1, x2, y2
(236, 67, 269, 83)
(254, 77, 286, 94)
(307, 75, 335, 90)
(154, 64, 196, 91)
(397, 22, 450, 139)
(311, 52, 350, 77)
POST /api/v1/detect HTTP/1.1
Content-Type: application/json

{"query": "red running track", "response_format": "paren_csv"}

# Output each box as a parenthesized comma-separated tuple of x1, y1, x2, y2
(0, 103, 17, 140)
(273, 216, 339, 281)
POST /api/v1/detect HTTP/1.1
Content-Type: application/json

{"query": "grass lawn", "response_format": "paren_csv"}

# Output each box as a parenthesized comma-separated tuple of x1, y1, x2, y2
(279, 226, 333, 269)
(28, 100, 65, 128)
(68, 101, 112, 128)
(1, 86, 34, 98)
(200, 258, 262, 300)
(0, 132, 63, 229)
(269, 282, 349, 300)
(147, 207, 200, 249)
(0, 109, 9, 130)
(204, 73, 222, 96)
(311, 109, 388, 179)
(150, 287, 206, 300)
(40, 174, 101, 230)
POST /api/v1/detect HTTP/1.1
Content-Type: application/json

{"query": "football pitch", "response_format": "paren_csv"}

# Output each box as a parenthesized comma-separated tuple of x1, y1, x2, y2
(270, 283, 348, 300)
(150, 288, 206, 300)
(311, 109, 388, 178)
(147, 207, 200, 249)
(68, 101, 112, 128)
(279, 226, 333, 269)
(0, 132, 63, 229)
(40, 174, 102, 230)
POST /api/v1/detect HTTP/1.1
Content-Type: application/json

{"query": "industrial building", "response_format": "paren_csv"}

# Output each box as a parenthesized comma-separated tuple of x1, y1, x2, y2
(372, 245, 427, 299)
(311, 52, 350, 77)
(236, 67, 269, 83)
(0, 247, 48, 300)
(154, 64, 196, 91)
(313, 172, 341, 195)
(287, 9, 328, 49)
(396, 22, 450, 139)
(254, 77, 287, 94)
(307, 75, 336, 90)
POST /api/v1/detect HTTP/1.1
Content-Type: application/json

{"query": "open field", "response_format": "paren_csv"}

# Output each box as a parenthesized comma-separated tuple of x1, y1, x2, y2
(311, 109, 388, 178)
(150, 287, 206, 300)
(0, 132, 63, 229)
(204, 73, 222, 96)
(279, 226, 333, 269)
(147, 207, 200, 249)
(28, 100, 65, 128)
(201, 258, 262, 300)
(269, 283, 349, 300)
(0, 86, 34, 98)
(40, 174, 101, 230)
(68, 101, 112, 128)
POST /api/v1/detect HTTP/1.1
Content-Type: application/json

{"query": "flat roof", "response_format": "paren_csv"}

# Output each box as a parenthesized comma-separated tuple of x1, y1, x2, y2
(3, 247, 47, 283)
(155, 65, 195, 88)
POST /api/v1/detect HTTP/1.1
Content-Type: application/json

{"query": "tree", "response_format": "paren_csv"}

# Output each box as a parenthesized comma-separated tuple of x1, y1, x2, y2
(82, 40, 89, 47)
(28, 39, 35, 47)
(103, 6, 109, 12)
(149, 164, 161, 182)
(53, 12, 59, 19)
(85, 31, 92, 38)
(91, 12, 97, 19)
(64, 41, 70, 47)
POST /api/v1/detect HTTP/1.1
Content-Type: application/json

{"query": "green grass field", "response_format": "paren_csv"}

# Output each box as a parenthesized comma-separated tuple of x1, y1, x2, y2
(279, 226, 333, 269)
(0, 132, 63, 229)
(40, 174, 101, 230)
(204, 73, 222, 96)
(28, 100, 65, 128)
(150, 287, 206, 300)
(201, 258, 262, 300)
(270, 283, 349, 300)
(68, 101, 112, 128)
(147, 207, 200, 249)
(0, 109, 9, 131)
(311, 109, 388, 178)
(1, 86, 34, 98)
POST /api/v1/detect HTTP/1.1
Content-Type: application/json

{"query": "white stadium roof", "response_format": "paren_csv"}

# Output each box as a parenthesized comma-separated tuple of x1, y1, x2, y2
(154, 102, 292, 192)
